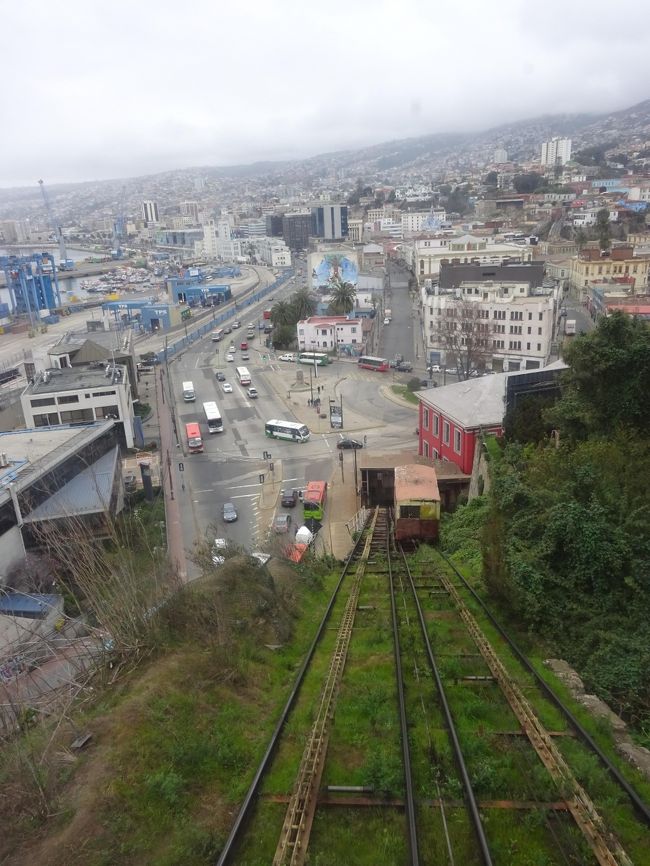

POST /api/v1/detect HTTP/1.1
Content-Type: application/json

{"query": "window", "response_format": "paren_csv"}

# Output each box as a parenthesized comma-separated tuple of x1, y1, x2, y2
(33, 412, 59, 427)
(423, 441, 429, 458)
(59, 408, 94, 424)
(57, 395, 79, 405)
(527, 326, 531, 334)
(537, 343, 541, 351)
(538, 327, 542, 335)
(442, 420, 450, 445)
(30, 397, 56, 408)
(527, 342, 531, 350)
(423, 408, 430, 430)
(92, 390, 116, 397)
(96, 405, 120, 420)
(538, 313, 543, 321)
(400, 505, 421, 519)
(433, 448, 439, 459)
(454, 429, 461, 454)
(433, 414, 439, 437)
(528, 312, 532, 320)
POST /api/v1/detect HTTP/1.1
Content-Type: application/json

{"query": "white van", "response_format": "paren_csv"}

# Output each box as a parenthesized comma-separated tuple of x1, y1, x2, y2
(182, 381, 195, 402)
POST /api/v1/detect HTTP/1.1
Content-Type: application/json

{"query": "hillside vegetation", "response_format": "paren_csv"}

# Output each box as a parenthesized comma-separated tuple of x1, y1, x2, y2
(446, 313, 650, 735)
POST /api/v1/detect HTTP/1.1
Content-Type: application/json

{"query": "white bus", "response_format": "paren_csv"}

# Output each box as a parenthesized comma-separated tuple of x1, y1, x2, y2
(265, 419, 310, 442)
(182, 381, 195, 402)
(211, 328, 224, 342)
(203, 401, 223, 433)
(236, 366, 251, 385)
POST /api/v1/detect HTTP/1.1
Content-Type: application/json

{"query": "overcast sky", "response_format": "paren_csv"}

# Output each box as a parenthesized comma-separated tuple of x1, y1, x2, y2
(2, 0, 649, 188)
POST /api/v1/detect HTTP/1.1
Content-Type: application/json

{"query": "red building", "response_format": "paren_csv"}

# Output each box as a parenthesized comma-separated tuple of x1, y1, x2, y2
(417, 376, 506, 474)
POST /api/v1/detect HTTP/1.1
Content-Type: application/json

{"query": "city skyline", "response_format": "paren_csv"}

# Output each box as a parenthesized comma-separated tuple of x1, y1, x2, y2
(2, 0, 650, 188)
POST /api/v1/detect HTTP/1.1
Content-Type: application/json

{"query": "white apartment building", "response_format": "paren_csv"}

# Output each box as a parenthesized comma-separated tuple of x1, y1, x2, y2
(403, 235, 532, 283)
(180, 201, 200, 223)
(424, 281, 559, 372)
(540, 137, 572, 167)
(249, 236, 292, 268)
(347, 218, 364, 243)
(570, 208, 618, 228)
(21, 364, 135, 448)
(297, 316, 364, 352)
(401, 210, 447, 235)
(141, 200, 159, 223)
(199, 219, 242, 261)
(494, 147, 508, 164)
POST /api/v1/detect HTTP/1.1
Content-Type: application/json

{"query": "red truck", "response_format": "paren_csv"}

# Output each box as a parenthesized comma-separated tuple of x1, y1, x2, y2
(263, 309, 272, 320)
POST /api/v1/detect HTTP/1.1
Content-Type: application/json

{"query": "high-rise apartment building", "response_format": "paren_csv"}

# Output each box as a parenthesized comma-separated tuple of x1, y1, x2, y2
(311, 204, 348, 240)
(180, 201, 200, 223)
(540, 137, 572, 167)
(494, 147, 508, 164)
(142, 200, 159, 224)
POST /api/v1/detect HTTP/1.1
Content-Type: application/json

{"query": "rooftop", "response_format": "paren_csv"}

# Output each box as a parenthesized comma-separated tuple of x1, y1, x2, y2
(22, 364, 128, 396)
(298, 316, 362, 326)
(419, 363, 568, 430)
(394, 464, 440, 503)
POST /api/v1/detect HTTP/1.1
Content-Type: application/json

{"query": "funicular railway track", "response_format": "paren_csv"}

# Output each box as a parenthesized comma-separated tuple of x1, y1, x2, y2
(216, 510, 649, 866)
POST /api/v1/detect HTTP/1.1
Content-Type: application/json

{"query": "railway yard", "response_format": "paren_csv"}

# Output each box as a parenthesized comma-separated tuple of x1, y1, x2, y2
(217, 508, 650, 866)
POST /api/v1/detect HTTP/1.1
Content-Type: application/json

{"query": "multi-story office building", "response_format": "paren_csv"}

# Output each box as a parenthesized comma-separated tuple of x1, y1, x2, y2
(401, 210, 447, 235)
(282, 213, 312, 250)
(21, 364, 135, 447)
(265, 215, 284, 237)
(494, 147, 508, 164)
(141, 200, 159, 224)
(249, 236, 292, 268)
(540, 137, 572, 167)
(569, 246, 650, 293)
(423, 281, 559, 373)
(311, 205, 348, 240)
(404, 235, 532, 284)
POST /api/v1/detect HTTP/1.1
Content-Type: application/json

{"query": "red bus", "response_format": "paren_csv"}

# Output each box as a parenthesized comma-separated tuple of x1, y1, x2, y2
(185, 421, 203, 453)
(357, 355, 389, 372)
(303, 480, 327, 520)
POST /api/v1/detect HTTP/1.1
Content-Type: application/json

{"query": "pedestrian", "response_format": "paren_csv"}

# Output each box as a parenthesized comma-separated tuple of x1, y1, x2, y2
(364, 435, 367, 446)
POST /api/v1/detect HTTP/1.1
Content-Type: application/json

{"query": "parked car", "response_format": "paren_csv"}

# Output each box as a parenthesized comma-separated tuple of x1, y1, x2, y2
(247, 386, 258, 398)
(222, 382, 233, 393)
(396, 361, 413, 372)
(419, 380, 430, 388)
(279, 353, 295, 362)
(281, 488, 299, 507)
(383, 317, 390, 325)
(216, 371, 226, 381)
(226, 353, 235, 362)
(223, 502, 238, 522)
(273, 513, 293, 534)
(427, 364, 441, 373)
(337, 437, 363, 450)
(211, 538, 227, 565)
(233, 320, 241, 329)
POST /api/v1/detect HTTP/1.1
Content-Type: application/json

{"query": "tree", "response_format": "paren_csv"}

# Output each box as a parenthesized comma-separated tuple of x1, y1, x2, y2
(546, 312, 650, 439)
(596, 208, 611, 250)
(269, 323, 295, 349)
(433, 300, 494, 379)
(270, 299, 294, 327)
(290, 287, 317, 321)
(513, 173, 543, 194)
(574, 228, 588, 251)
(328, 280, 356, 315)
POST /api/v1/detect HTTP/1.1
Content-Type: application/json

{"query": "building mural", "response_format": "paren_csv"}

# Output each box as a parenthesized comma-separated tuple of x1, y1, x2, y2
(309, 250, 359, 289)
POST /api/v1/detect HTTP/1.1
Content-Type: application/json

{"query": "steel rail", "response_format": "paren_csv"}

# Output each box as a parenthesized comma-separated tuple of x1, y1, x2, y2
(398, 544, 494, 866)
(214, 511, 371, 866)
(436, 565, 632, 866)
(386, 520, 420, 865)
(273, 508, 379, 865)
(438, 550, 650, 827)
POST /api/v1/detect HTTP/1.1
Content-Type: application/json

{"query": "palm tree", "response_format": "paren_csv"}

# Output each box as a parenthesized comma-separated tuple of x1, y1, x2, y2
(290, 287, 317, 321)
(270, 299, 294, 327)
(328, 280, 356, 315)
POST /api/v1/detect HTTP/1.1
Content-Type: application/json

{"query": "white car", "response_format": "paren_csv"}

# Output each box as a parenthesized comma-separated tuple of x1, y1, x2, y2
(226, 353, 234, 362)
(428, 364, 441, 373)
(222, 382, 233, 393)
(279, 353, 295, 362)
(211, 538, 227, 565)
(383, 317, 390, 325)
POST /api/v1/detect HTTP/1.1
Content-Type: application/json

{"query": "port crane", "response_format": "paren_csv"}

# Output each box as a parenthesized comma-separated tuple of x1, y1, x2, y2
(38, 178, 73, 270)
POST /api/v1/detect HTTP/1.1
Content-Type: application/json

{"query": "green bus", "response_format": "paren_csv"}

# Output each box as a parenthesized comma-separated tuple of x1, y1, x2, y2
(303, 480, 327, 520)
(297, 352, 330, 366)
